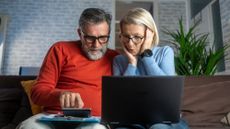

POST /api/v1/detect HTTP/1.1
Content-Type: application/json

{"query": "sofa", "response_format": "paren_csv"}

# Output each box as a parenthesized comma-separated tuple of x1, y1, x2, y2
(182, 75, 230, 129)
(0, 75, 36, 129)
(0, 75, 230, 129)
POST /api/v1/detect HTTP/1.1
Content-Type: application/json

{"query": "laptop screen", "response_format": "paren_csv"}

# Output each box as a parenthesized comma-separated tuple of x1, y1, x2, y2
(102, 76, 184, 125)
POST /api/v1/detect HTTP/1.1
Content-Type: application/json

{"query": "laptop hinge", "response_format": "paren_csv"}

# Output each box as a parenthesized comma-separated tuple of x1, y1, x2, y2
(162, 121, 172, 124)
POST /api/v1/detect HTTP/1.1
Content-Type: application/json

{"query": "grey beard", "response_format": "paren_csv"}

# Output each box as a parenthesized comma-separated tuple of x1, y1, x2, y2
(82, 45, 107, 60)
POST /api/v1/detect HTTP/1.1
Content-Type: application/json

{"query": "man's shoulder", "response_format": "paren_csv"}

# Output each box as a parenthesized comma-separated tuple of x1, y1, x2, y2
(52, 40, 80, 47)
(106, 48, 119, 57)
(49, 41, 81, 52)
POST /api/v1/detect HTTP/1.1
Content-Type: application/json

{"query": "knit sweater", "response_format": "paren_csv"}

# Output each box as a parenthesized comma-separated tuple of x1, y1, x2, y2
(31, 41, 118, 116)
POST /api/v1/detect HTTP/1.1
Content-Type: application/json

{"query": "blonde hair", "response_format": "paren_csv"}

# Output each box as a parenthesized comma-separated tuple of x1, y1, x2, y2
(120, 8, 159, 46)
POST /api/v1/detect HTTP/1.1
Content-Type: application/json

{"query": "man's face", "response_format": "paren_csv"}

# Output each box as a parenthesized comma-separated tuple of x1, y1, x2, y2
(78, 21, 110, 60)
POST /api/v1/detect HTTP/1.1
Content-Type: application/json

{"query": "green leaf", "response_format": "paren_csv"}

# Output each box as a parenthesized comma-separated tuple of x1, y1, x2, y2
(163, 17, 229, 75)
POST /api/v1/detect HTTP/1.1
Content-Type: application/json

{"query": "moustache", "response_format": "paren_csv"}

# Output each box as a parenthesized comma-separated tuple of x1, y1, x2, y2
(89, 48, 102, 51)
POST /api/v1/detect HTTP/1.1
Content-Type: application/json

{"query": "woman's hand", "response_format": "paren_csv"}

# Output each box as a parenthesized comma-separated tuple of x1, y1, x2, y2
(140, 29, 154, 54)
(122, 43, 138, 66)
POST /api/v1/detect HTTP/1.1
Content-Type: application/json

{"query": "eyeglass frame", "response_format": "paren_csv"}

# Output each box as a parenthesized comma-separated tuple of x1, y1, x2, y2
(120, 34, 145, 45)
(80, 29, 110, 45)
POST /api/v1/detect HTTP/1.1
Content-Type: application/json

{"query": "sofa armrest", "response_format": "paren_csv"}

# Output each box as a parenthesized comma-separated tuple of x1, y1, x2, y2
(1, 91, 32, 129)
(0, 76, 36, 128)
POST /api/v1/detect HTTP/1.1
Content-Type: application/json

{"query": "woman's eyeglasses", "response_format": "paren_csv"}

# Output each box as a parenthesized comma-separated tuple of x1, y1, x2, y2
(121, 34, 144, 45)
(81, 30, 110, 45)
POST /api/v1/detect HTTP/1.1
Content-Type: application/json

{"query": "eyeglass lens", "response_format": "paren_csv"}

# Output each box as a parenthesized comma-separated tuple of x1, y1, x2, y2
(122, 35, 144, 44)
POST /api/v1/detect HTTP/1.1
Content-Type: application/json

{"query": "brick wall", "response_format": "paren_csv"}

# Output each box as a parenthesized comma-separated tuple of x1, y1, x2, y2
(0, 0, 112, 75)
(1, 0, 229, 75)
(158, 0, 187, 46)
(220, 0, 230, 70)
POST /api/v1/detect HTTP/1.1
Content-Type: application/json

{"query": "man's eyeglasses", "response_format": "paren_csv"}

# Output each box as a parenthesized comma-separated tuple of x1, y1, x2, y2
(81, 30, 110, 44)
(121, 34, 144, 45)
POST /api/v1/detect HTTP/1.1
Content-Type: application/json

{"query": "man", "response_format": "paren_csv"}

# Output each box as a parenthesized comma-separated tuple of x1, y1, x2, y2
(17, 8, 118, 129)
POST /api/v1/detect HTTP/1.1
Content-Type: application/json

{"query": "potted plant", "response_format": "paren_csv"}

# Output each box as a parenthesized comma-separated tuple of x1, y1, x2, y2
(163, 19, 229, 75)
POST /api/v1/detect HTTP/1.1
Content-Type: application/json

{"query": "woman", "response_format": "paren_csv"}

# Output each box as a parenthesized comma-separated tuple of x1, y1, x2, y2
(113, 8, 175, 76)
(113, 8, 189, 129)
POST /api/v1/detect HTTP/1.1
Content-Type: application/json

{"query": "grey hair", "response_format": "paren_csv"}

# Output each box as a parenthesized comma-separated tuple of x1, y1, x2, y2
(79, 8, 112, 33)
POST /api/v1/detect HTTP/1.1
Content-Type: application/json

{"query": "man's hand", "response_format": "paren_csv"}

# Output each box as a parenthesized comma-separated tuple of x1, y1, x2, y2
(140, 29, 154, 54)
(59, 91, 84, 108)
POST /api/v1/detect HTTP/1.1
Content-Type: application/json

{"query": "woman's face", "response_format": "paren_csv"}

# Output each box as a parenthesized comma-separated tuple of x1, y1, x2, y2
(120, 24, 146, 56)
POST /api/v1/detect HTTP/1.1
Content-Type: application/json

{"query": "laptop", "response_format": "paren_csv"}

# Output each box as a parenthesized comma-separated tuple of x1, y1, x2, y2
(102, 76, 184, 125)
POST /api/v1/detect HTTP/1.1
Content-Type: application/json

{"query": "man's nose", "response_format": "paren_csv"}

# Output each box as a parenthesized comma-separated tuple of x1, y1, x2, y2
(92, 39, 101, 47)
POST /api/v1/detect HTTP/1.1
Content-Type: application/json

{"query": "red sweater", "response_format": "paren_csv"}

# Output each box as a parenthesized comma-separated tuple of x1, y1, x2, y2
(31, 41, 118, 116)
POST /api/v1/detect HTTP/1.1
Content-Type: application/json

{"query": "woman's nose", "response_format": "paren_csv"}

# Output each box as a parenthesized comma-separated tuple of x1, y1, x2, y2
(127, 39, 135, 46)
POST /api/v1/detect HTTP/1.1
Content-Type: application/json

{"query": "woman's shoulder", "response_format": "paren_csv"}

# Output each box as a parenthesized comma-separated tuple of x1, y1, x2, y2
(114, 54, 128, 62)
(153, 45, 174, 54)
(153, 45, 173, 51)
(114, 54, 126, 59)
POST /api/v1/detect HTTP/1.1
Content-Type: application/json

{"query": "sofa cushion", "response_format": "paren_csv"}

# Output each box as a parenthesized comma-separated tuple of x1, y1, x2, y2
(182, 79, 230, 128)
(0, 88, 22, 128)
(21, 80, 42, 115)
